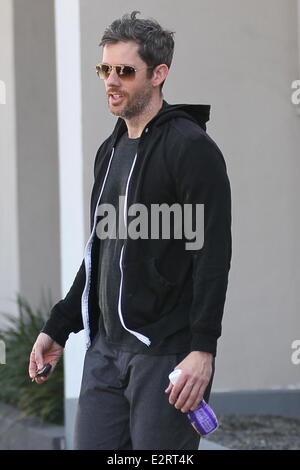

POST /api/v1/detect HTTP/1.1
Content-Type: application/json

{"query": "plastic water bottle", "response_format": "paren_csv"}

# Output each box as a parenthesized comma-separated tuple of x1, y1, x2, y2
(168, 369, 218, 436)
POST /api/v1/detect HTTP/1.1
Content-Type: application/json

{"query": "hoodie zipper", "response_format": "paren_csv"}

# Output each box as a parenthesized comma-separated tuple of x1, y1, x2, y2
(81, 148, 115, 348)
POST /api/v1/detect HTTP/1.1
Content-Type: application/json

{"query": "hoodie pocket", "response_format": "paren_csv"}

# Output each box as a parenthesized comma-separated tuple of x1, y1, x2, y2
(121, 257, 178, 328)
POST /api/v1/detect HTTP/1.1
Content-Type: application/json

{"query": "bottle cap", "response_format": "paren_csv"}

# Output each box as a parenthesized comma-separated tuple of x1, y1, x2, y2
(168, 369, 183, 385)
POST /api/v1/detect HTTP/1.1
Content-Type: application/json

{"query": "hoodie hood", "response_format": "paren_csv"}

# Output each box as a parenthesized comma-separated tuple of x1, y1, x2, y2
(155, 101, 210, 130)
(111, 100, 210, 145)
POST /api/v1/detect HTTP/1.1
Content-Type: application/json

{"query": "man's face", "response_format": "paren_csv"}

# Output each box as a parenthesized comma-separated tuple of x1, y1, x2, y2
(102, 41, 154, 119)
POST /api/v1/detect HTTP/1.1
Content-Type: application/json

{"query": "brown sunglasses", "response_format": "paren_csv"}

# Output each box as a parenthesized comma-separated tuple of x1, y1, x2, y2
(96, 63, 153, 80)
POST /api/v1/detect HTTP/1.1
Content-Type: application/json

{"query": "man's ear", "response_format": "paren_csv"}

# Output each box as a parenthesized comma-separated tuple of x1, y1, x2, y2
(151, 64, 169, 88)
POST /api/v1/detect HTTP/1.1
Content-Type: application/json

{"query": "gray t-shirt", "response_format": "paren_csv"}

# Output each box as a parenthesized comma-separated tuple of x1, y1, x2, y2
(97, 131, 140, 347)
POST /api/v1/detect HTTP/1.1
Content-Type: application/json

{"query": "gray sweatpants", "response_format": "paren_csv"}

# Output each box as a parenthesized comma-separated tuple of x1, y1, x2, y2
(74, 332, 215, 450)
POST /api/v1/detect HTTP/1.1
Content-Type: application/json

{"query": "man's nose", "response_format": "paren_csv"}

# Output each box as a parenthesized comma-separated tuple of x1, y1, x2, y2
(105, 69, 122, 88)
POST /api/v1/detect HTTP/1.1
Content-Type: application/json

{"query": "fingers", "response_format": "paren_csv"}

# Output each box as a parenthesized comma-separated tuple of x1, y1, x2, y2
(28, 333, 61, 385)
(28, 348, 42, 381)
(173, 382, 200, 413)
(189, 387, 205, 411)
(168, 374, 186, 406)
(167, 377, 207, 413)
(34, 375, 48, 385)
(28, 336, 45, 381)
(31, 362, 53, 384)
(28, 349, 37, 379)
(34, 344, 44, 371)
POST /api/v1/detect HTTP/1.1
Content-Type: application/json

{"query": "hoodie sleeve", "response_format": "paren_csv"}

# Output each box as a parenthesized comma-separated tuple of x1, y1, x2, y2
(41, 261, 85, 347)
(171, 132, 232, 357)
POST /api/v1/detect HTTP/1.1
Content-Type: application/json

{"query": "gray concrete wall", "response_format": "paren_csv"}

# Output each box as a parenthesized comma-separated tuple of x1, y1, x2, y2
(79, 0, 300, 391)
(13, 0, 61, 310)
(0, 0, 19, 324)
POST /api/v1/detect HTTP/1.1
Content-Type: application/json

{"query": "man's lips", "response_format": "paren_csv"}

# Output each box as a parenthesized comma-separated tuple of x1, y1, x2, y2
(108, 92, 126, 104)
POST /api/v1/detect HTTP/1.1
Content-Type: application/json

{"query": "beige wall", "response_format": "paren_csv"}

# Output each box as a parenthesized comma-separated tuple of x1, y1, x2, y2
(0, 0, 61, 325)
(80, 0, 300, 390)
(13, 0, 61, 310)
(0, 0, 19, 323)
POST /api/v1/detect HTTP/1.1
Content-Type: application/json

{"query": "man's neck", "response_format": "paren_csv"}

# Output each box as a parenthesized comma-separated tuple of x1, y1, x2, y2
(125, 95, 163, 139)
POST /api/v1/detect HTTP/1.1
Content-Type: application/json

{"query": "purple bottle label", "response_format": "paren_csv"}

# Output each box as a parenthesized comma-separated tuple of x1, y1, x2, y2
(168, 370, 218, 436)
(187, 400, 218, 435)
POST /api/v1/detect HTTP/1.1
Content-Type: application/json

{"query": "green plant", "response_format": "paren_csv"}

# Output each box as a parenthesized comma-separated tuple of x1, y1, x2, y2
(0, 294, 64, 424)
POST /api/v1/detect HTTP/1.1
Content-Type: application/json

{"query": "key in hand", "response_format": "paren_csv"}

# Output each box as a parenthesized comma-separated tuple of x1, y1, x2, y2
(31, 363, 52, 382)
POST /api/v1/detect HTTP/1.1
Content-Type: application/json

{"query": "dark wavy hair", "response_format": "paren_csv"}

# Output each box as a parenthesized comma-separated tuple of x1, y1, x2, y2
(99, 11, 175, 90)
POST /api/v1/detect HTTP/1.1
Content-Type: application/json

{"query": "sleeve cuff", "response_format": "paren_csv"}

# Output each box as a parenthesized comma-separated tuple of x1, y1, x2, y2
(41, 320, 69, 348)
(190, 333, 218, 357)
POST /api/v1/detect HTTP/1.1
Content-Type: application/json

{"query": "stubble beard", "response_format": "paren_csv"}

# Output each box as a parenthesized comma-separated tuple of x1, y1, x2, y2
(109, 83, 153, 120)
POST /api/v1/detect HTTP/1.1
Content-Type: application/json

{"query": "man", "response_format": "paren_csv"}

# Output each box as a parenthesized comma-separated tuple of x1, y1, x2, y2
(29, 11, 231, 450)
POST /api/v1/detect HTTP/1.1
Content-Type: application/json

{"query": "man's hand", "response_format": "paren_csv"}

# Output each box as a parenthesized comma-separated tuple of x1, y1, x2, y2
(165, 350, 213, 413)
(28, 332, 63, 384)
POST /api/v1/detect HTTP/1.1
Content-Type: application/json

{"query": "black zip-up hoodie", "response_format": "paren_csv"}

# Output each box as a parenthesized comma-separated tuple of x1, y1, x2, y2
(42, 101, 232, 357)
